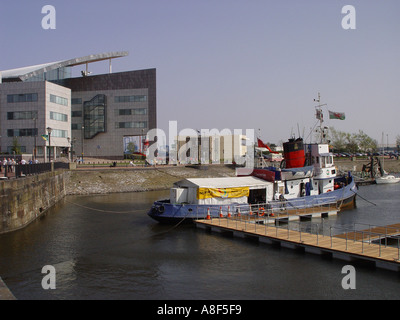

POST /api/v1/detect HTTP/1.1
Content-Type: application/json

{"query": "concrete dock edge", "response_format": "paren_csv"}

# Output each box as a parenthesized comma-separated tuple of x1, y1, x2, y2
(0, 277, 16, 300)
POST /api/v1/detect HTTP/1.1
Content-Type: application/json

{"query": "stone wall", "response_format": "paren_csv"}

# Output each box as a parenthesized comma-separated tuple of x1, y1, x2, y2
(0, 171, 66, 234)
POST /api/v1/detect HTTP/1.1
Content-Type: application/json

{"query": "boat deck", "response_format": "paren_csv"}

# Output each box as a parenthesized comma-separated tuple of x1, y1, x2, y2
(195, 217, 400, 272)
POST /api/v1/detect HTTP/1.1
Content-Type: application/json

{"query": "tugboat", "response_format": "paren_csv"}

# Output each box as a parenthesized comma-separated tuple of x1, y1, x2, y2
(148, 95, 357, 223)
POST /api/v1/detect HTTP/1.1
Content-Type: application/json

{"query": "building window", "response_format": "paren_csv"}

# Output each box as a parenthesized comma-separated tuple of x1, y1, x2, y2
(115, 121, 147, 129)
(72, 111, 82, 117)
(71, 98, 82, 105)
(7, 128, 38, 137)
(50, 111, 68, 122)
(7, 111, 38, 120)
(114, 95, 147, 103)
(71, 123, 81, 130)
(116, 108, 147, 116)
(50, 94, 68, 106)
(7, 93, 38, 103)
(51, 129, 68, 138)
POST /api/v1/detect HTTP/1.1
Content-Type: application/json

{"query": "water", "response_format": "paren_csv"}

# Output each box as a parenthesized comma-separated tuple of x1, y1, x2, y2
(1, 184, 400, 300)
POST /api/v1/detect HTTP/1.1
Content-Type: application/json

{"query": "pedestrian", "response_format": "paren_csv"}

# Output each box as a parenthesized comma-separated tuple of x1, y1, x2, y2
(7, 158, 12, 172)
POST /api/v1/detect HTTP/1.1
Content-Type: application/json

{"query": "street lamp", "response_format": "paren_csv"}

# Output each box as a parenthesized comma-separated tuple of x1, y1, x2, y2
(67, 137, 76, 162)
(81, 125, 84, 163)
(33, 117, 37, 161)
(47, 127, 52, 162)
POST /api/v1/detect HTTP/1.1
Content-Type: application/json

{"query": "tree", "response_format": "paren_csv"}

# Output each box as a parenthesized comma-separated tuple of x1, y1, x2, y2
(11, 137, 22, 154)
(355, 130, 378, 153)
(329, 128, 377, 153)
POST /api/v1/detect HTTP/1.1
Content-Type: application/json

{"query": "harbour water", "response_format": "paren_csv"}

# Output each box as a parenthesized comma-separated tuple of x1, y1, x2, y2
(1, 183, 400, 300)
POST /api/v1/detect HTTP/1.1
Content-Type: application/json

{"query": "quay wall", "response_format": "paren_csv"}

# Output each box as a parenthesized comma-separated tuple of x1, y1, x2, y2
(65, 165, 237, 195)
(0, 171, 66, 234)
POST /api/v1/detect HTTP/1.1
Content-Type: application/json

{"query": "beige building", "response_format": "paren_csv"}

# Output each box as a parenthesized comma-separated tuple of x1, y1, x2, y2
(0, 81, 71, 161)
(175, 134, 248, 164)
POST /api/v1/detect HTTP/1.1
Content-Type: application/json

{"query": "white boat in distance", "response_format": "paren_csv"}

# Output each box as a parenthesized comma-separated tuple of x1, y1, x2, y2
(375, 174, 400, 184)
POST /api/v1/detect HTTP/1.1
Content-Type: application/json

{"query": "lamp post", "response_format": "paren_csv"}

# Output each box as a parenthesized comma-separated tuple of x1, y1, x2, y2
(81, 125, 84, 163)
(33, 117, 37, 161)
(67, 137, 76, 162)
(47, 127, 52, 162)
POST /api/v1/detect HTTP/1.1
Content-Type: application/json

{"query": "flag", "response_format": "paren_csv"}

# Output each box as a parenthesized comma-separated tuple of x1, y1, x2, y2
(329, 110, 345, 120)
(41, 134, 48, 141)
(257, 138, 279, 154)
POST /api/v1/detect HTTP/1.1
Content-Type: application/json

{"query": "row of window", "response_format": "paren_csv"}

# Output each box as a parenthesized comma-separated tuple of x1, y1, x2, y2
(71, 108, 148, 117)
(115, 121, 147, 129)
(114, 95, 147, 103)
(71, 122, 148, 130)
(7, 111, 68, 122)
(6, 93, 146, 105)
(7, 128, 38, 137)
(6, 128, 68, 138)
(116, 108, 147, 116)
(7, 111, 38, 120)
(6, 93, 69, 106)
(71, 95, 147, 105)
(7, 93, 38, 103)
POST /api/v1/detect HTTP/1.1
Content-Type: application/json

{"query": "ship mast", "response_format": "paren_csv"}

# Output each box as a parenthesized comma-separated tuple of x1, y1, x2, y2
(314, 92, 328, 143)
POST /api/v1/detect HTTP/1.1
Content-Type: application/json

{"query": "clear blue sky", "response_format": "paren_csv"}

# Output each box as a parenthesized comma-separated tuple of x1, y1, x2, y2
(1, 0, 399, 145)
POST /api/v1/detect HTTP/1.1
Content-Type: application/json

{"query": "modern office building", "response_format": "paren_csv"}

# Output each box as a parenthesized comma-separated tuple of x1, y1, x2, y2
(0, 52, 156, 160)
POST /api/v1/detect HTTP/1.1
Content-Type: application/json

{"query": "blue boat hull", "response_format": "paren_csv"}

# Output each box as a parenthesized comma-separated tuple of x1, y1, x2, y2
(147, 174, 357, 223)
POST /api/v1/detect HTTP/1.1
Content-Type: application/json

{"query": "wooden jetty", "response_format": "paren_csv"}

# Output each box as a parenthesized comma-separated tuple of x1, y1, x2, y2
(195, 217, 400, 272)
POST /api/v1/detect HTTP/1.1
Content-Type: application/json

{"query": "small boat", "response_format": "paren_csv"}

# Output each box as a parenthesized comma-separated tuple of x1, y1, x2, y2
(375, 174, 400, 184)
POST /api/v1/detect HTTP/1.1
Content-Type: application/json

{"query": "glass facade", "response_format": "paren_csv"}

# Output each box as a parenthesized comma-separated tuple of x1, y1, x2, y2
(83, 94, 107, 139)
(26, 66, 72, 82)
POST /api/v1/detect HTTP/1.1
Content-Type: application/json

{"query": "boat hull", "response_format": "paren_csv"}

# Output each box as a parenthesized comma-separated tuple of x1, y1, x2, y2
(148, 175, 358, 223)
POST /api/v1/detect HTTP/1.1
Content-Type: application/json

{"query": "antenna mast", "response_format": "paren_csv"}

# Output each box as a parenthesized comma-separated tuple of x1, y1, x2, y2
(314, 92, 328, 143)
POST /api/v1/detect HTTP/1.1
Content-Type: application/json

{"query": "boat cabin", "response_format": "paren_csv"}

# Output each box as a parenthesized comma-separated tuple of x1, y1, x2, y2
(305, 143, 336, 193)
(170, 176, 274, 205)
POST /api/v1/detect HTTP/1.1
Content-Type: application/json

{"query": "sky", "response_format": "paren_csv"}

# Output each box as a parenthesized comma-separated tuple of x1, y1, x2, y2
(1, 0, 399, 146)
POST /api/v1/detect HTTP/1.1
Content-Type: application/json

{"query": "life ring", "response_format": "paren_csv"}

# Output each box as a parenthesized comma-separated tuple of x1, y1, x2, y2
(327, 189, 332, 192)
(158, 205, 165, 213)
(258, 207, 265, 216)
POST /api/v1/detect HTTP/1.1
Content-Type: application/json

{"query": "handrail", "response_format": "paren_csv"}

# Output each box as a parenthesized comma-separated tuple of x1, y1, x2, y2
(203, 212, 400, 261)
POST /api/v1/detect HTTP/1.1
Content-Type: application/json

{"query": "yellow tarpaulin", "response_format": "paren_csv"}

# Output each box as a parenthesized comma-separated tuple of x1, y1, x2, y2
(197, 187, 249, 200)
